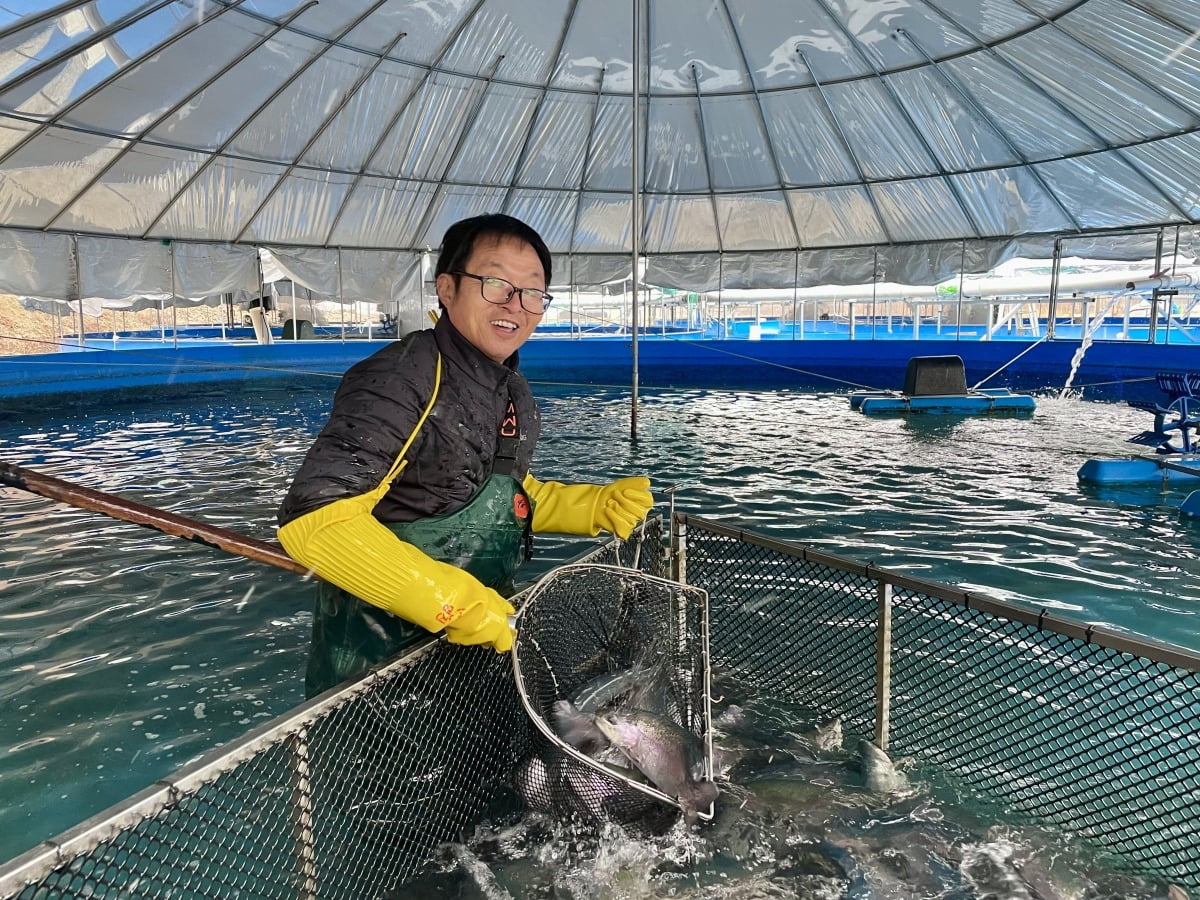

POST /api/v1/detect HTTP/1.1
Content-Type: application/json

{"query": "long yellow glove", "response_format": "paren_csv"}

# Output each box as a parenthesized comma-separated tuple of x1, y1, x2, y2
(278, 495, 514, 652)
(522, 474, 654, 539)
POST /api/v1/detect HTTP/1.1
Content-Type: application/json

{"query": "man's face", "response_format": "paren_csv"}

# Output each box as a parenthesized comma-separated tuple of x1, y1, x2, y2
(436, 235, 546, 364)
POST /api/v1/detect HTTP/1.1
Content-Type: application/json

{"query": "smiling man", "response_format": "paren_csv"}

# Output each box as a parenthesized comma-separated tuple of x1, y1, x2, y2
(276, 213, 654, 697)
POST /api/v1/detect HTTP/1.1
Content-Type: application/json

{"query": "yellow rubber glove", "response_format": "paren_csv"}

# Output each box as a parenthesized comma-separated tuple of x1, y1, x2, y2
(523, 474, 654, 539)
(278, 495, 515, 652)
(426, 564, 516, 653)
(594, 476, 655, 539)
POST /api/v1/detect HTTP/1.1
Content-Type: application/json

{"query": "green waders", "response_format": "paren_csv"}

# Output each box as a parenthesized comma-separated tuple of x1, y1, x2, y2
(304, 474, 532, 697)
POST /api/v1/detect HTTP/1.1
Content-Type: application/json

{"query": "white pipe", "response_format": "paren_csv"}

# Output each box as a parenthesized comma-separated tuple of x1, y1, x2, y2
(701, 268, 1200, 304)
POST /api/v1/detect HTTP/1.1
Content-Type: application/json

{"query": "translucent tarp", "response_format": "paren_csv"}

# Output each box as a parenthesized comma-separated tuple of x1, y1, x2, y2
(0, 0, 1195, 291)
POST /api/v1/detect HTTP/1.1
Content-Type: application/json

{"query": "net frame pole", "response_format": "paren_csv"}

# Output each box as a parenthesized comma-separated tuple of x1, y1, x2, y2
(289, 727, 318, 899)
(874, 580, 893, 751)
(671, 509, 687, 584)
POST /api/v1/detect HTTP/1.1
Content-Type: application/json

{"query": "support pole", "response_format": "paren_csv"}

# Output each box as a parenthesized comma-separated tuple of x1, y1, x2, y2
(874, 580, 893, 750)
(630, 0, 642, 440)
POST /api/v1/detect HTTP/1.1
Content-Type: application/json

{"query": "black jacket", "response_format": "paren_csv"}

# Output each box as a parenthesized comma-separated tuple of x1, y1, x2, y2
(278, 315, 540, 527)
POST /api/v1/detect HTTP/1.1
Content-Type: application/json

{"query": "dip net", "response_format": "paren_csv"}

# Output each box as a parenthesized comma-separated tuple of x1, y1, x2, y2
(510, 563, 715, 829)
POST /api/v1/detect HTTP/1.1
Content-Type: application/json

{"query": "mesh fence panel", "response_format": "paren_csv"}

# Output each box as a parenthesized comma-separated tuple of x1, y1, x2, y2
(687, 537, 880, 730)
(888, 588, 1198, 875)
(681, 515, 1200, 890)
(0, 521, 666, 900)
(6, 511, 1198, 894)
(2, 640, 526, 900)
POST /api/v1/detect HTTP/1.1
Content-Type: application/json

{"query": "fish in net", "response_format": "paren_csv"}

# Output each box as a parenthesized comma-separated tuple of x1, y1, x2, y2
(511, 563, 718, 829)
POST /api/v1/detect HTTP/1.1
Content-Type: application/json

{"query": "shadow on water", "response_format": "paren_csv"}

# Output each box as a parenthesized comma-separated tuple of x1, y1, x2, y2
(1077, 480, 1173, 508)
(897, 412, 977, 441)
(0, 375, 338, 420)
(1078, 478, 1200, 528)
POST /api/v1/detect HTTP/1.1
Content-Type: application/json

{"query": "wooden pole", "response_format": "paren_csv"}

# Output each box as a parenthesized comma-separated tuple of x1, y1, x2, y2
(0, 461, 310, 577)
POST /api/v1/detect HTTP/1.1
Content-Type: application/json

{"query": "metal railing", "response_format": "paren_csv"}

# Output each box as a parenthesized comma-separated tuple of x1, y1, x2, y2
(676, 514, 1200, 889)
(0, 528, 660, 900)
(3, 512, 1198, 895)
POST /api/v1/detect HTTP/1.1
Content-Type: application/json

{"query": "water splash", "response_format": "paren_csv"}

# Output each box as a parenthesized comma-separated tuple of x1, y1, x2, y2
(1060, 290, 1139, 397)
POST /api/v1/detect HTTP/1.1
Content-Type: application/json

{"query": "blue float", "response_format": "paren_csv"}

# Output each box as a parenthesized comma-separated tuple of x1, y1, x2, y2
(850, 387, 1036, 414)
(1077, 456, 1200, 485)
(1179, 491, 1200, 518)
(850, 355, 1036, 415)
(1078, 372, 1200, 489)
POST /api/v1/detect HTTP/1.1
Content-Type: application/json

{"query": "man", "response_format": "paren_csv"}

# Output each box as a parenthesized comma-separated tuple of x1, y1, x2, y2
(277, 213, 654, 697)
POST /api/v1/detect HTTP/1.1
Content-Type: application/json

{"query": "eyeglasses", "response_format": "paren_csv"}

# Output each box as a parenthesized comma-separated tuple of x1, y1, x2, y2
(453, 271, 553, 314)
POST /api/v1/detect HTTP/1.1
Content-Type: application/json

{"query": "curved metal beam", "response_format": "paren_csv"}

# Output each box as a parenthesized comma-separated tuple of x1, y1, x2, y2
(0, 0, 104, 44)
(234, 2, 406, 243)
(14, 92, 1196, 202)
(568, 65, 608, 257)
(796, 50, 894, 244)
(691, 64, 723, 256)
(47, 0, 314, 232)
(409, 53, 507, 247)
(0, 0, 176, 97)
(321, 0, 491, 248)
(715, 0, 803, 249)
(5, 0, 248, 167)
(809, 0, 982, 239)
(910, 0, 1191, 223)
(895, 27, 1083, 231)
(1010, 0, 1200, 121)
(10, 209, 1191, 255)
(139, 0, 383, 239)
(500, 0, 582, 215)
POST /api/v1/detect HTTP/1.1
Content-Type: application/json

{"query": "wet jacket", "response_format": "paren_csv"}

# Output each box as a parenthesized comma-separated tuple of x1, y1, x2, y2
(278, 314, 540, 528)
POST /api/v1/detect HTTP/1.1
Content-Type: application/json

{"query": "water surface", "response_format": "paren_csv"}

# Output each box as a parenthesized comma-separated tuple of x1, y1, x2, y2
(0, 379, 1195, 869)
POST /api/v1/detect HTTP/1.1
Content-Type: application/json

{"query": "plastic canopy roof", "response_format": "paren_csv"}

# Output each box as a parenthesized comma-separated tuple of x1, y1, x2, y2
(0, 0, 1198, 293)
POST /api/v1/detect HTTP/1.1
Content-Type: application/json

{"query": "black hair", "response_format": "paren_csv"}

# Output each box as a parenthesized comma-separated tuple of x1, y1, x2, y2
(435, 213, 552, 286)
